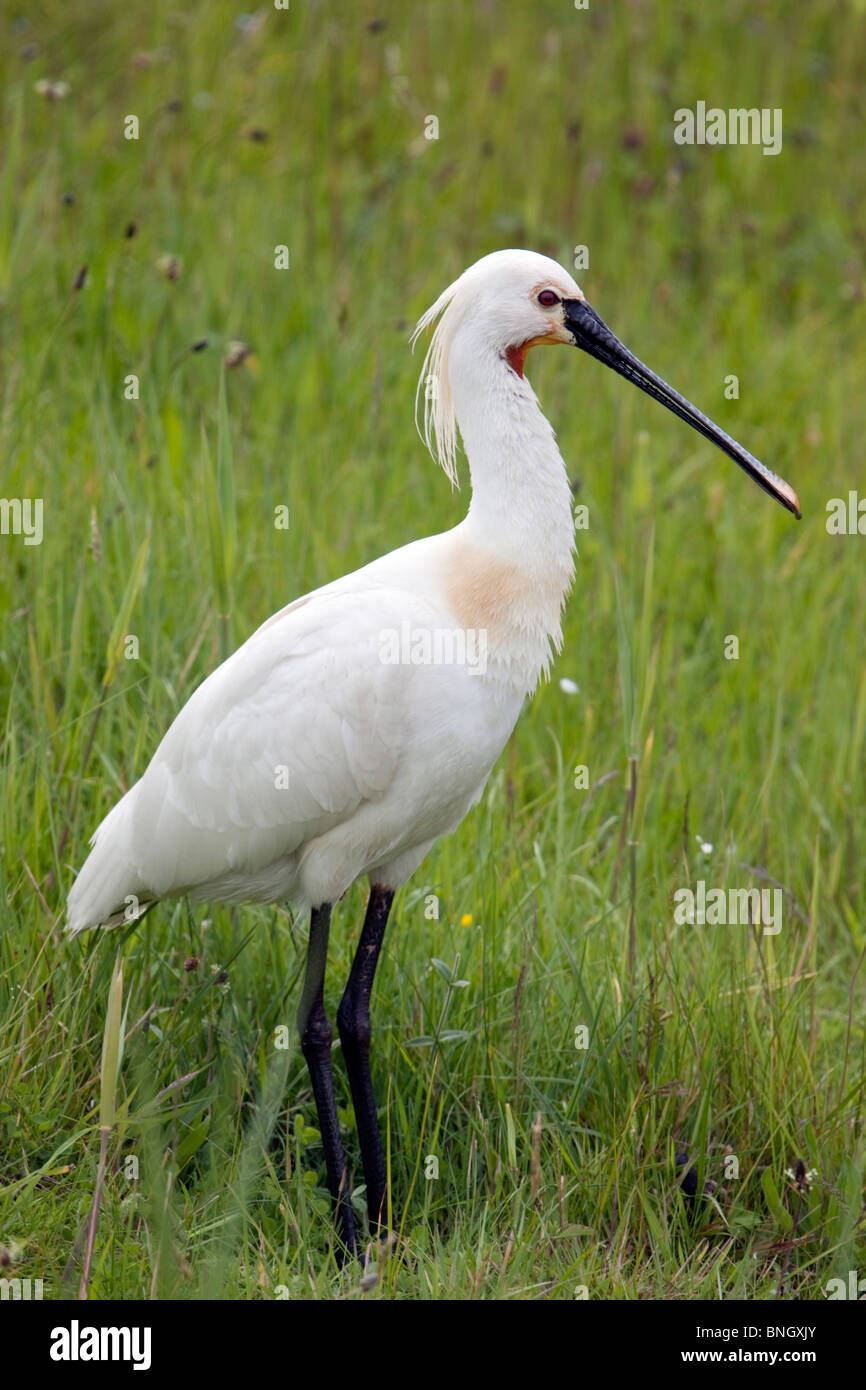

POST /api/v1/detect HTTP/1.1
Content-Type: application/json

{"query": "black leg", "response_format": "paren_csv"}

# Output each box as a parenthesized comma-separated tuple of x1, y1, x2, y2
(336, 884, 394, 1232)
(297, 902, 358, 1260)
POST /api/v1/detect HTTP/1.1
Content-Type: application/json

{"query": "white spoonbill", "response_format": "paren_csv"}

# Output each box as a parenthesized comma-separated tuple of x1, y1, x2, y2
(67, 248, 800, 1258)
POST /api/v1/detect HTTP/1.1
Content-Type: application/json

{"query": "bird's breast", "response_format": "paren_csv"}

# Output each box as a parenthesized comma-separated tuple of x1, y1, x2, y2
(442, 536, 571, 688)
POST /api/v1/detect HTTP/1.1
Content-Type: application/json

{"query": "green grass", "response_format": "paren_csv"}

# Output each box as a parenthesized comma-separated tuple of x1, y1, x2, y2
(1, 0, 864, 1300)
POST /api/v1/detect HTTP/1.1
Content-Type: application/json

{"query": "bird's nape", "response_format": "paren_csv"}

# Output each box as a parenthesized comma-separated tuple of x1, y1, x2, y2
(562, 297, 801, 519)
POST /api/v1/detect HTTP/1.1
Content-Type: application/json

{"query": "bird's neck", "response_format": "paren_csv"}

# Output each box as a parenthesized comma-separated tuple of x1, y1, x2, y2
(446, 342, 575, 688)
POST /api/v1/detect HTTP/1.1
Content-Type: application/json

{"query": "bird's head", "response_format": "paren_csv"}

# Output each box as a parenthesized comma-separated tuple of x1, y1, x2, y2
(413, 247, 800, 519)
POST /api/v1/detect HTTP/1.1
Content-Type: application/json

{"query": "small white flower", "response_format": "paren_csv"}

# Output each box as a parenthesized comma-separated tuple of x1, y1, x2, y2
(34, 78, 70, 100)
(559, 677, 579, 695)
(786, 1166, 818, 1186)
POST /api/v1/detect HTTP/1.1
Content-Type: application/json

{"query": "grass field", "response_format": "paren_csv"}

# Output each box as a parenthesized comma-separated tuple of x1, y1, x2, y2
(1, 0, 864, 1301)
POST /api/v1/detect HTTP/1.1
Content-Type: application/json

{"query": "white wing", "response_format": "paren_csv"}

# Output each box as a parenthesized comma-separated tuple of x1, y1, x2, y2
(67, 578, 445, 931)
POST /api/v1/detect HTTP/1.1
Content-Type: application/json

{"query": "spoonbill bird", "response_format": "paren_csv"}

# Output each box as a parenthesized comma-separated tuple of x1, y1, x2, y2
(67, 249, 800, 1258)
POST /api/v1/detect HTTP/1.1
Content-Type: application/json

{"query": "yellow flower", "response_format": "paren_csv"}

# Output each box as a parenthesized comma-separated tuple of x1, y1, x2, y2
(460, 913, 473, 927)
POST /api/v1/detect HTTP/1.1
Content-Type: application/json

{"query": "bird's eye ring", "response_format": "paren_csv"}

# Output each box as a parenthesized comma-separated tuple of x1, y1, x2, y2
(538, 289, 560, 307)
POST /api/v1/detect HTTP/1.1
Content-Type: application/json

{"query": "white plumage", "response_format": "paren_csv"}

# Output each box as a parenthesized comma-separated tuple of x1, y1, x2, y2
(66, 248, 799, 1255)
(67, 573, 526, 929)
(68, 250, 583, 934)
(67, 245, 799, 935)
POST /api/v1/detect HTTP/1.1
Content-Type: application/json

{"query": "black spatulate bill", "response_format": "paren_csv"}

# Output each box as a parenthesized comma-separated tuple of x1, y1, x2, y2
(563, 298, 801, 519)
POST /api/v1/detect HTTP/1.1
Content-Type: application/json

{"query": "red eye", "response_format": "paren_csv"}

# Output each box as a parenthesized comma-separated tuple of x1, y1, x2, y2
(538, 289, 559, 307)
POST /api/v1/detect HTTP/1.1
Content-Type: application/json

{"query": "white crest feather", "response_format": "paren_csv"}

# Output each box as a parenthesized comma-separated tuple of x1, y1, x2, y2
(410, 248, 577, 485)
(410, 271, 467, 486)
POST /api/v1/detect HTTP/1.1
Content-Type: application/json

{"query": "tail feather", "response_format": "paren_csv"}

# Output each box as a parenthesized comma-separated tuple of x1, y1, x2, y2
(66, 790, 149, 935)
